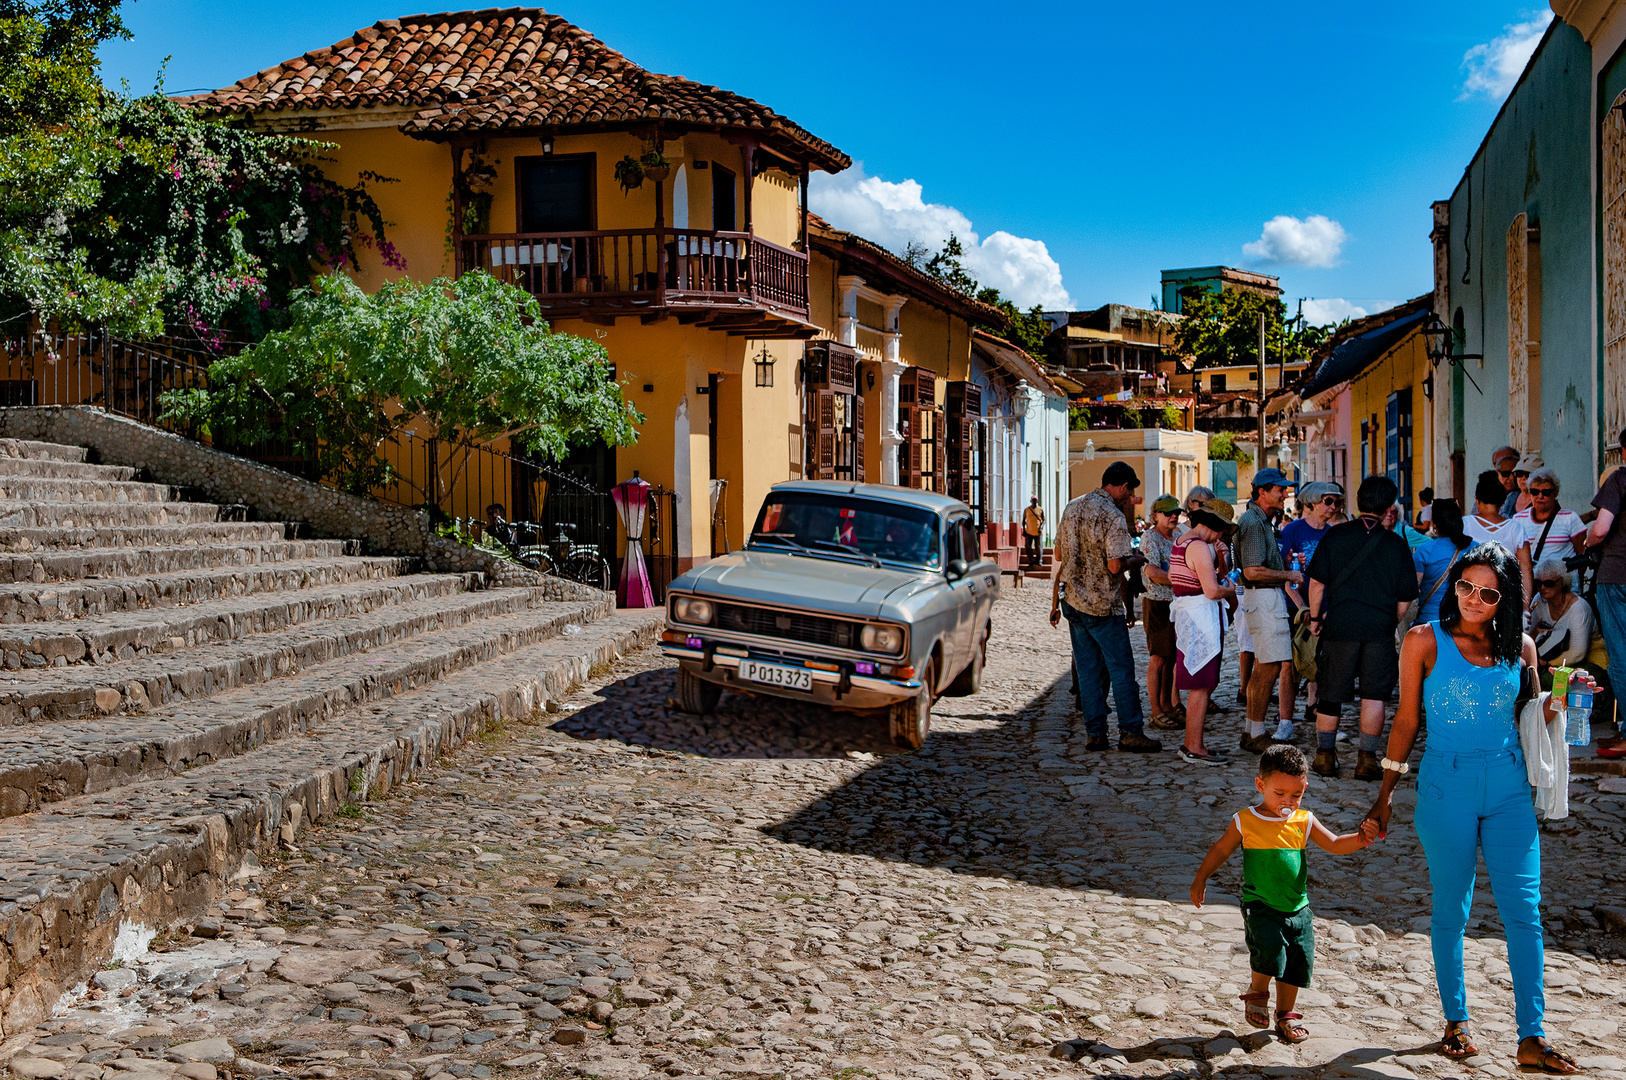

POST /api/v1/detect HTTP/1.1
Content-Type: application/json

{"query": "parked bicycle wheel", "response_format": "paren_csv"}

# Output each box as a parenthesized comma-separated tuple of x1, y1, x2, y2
(560, 551, 611, 590)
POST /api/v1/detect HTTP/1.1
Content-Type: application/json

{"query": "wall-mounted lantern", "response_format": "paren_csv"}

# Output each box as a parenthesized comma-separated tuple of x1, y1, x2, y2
(754, 344, 775, 388)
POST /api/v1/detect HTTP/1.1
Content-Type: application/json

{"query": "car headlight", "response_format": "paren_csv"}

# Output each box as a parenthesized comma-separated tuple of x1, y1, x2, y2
(860, 623, 905, 655)
(672, 596, 714, 625)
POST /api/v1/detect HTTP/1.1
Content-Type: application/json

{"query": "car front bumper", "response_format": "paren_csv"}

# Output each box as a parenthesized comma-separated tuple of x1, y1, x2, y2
(660, 641, 921, 710)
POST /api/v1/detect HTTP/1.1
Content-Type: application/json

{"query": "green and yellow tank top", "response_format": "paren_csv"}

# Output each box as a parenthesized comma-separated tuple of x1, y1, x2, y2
(1235, 806, 1314, 913)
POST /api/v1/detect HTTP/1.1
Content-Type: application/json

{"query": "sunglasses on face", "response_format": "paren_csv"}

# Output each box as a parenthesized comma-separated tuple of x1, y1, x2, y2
(1320, 497, 1344, 507)
(1537, 579, 1562, 589)
(1454, 578, 1502, 607)
(1515, 471, 1531, 480)
(1529, 487, 1556, 497)
(1498, 469, 1515, 478)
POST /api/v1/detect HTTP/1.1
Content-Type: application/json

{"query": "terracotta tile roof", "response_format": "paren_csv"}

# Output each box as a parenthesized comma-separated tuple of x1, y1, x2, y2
(187, 7, 849, 172)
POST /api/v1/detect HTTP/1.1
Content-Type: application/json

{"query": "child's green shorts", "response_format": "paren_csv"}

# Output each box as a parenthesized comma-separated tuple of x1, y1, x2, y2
(1243, 900, 1314, 986)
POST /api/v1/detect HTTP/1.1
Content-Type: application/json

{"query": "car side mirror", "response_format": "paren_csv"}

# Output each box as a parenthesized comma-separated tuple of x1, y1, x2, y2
(946, 558, 970, 581)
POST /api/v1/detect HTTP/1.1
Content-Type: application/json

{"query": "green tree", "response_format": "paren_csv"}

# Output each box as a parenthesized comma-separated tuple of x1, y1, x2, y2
(1159, 403, 1184, 430)
(165, 272, 643, 500)
(1207, 430, 1253, 465)
(904, 235, 1050, 356)
(0, 0, 396, 345)
(1172, 287, 1336, 371)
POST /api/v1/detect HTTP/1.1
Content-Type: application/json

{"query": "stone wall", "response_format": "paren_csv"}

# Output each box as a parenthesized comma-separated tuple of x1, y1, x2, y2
(0, 407, 594, 596)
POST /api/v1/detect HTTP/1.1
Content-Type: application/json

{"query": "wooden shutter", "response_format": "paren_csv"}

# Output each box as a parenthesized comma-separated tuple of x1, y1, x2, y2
(853, 393, 866, 482)
(816, 389, 836, 480)
(905, 405, 923, 488)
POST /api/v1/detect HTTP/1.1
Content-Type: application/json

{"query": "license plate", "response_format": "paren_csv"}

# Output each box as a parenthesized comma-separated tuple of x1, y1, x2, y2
(739, 659, 813, 691)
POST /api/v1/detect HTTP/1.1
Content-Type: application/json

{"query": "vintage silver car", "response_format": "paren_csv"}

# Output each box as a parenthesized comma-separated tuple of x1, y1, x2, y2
(659, 480, 1000, 747)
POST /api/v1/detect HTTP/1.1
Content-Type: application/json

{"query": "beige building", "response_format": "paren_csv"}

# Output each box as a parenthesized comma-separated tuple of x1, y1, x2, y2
(1069, 428, 1210, 509)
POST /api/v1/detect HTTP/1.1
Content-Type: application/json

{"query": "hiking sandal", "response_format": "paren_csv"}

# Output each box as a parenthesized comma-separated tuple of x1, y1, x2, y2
(1518, 1041, 1579, 1074)
(1275, 1010, 1308, 1044)
(1442, 1022, 1479, 1059)
(1238, 991, 1270, 1028)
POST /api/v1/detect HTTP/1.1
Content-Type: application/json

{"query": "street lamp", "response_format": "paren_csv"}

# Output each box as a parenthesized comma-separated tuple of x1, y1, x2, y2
(1083, 438, 1096, 461)
(1012, 380, 1031, 419)
(753, 344, 775, 387)
(1420, 312, 1483, 394)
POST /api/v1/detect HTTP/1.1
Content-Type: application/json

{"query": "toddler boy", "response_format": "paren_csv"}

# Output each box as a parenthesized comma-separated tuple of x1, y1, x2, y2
(1190, 744, 1377, 1043)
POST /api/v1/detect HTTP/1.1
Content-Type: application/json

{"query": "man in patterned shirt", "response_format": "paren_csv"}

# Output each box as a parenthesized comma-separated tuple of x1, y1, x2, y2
(1050, 461, 1163, 752)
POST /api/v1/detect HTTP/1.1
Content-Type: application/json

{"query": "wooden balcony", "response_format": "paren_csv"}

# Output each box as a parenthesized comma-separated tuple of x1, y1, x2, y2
(458, 228, 814, 337)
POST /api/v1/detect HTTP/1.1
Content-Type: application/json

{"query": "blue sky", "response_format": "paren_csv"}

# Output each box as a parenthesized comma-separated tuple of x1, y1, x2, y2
(99, 1, 1555, 322)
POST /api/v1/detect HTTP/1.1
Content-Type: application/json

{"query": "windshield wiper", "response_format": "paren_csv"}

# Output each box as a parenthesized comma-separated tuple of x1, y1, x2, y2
(808, 539, 882, 567)
(751, 532, 816, 557)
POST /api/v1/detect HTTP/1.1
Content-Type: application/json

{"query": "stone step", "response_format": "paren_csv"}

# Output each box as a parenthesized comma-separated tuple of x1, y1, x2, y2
(0, 521, 287, 552)
(0, 438, 88, 463)
(0, 456, 135, 481)
(0, 538, 353, 585)
(0, 476, 176, 504)
(0, 610, 662, 1033)
(0, 500, 224, 528)
(0, 583, 574, 726)
(0, 571, 478, 668)
(0, 555, 415, 623)
(0, 593, 613, 816)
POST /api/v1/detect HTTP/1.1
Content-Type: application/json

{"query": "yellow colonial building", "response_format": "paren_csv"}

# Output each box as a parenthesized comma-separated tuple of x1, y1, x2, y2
(191, 7, 849, 570)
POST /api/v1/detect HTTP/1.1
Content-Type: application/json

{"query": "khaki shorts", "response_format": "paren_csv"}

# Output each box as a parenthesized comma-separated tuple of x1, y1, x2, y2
(1241, 585, 1293, 665)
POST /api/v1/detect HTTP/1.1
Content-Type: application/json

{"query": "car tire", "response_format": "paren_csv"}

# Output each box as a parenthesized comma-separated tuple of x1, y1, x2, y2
(889, 656, 935, 749)
(945, 627, 986, 697)
(675, 667, 722, 715)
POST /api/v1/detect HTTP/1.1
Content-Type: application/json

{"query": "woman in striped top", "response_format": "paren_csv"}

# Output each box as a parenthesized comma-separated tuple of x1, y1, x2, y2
(1169, 498, 1239, 765)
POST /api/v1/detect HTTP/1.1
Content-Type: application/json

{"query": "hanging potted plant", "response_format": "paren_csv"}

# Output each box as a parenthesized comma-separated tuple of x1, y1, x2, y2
(614, 154, 645, 193)
(641, 149, 670, 183)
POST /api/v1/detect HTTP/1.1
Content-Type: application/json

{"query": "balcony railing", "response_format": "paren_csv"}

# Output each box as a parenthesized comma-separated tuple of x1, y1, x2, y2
(458, 228, 809, 321)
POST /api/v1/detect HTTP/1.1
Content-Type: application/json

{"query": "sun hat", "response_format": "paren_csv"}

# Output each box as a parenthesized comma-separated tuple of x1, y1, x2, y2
(1298, 481, 1344, 503)
(1190, 497, 1236, 533)
(1514, 451, 1544, 473)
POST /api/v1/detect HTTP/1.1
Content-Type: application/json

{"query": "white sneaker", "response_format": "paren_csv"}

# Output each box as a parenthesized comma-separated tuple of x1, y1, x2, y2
(1272, 719, 1296, 742)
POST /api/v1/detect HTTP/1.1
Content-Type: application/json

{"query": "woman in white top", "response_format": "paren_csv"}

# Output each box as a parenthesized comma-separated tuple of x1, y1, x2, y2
(1531, 555, 1593, 673)
(1464, 470, 1524, 550)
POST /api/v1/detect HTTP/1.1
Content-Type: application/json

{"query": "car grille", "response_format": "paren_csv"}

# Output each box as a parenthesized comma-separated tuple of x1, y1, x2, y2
(715, 602, 859, 649)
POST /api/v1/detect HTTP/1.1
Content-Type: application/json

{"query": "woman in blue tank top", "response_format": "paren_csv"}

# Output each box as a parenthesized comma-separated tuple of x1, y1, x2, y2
(1365, 543, 1578, 1073)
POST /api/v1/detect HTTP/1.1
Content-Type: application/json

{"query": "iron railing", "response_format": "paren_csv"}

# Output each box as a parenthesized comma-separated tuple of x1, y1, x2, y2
(0, 330, 685, 598)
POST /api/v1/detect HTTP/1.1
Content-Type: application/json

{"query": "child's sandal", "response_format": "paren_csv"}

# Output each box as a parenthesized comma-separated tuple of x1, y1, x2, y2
(1238, 991, 1270, 1028)
(1275, 1010, 1308, 1044)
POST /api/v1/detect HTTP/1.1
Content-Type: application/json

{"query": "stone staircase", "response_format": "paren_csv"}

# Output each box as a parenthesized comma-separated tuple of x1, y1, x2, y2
(1023, 545, 1056, 580)
(0, 437, 660, 1036)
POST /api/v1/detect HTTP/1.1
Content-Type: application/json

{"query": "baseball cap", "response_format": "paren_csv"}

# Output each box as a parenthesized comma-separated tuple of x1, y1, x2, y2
(1298, 481, 1343, 503)
(1102, 461, 1141, 489)
(1252, 467, 1296, 489)
(1152, 495, 1181, 514)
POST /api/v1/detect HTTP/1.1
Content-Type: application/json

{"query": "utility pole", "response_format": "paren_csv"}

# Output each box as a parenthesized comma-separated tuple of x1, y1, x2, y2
(1257, 311, 1268, 470)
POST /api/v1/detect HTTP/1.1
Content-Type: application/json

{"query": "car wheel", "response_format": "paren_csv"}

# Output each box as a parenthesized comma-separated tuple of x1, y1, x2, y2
(675, 667, 722, 715)
(889, 656, 935, 749)
(945, 627, 986, 697)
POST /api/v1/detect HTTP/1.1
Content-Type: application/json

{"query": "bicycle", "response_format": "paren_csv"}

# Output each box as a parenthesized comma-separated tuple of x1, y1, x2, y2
(545, 521, 612, 590)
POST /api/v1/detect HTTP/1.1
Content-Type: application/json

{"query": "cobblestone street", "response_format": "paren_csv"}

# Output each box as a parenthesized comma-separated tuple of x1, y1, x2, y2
(11, 587, 1626, 1080)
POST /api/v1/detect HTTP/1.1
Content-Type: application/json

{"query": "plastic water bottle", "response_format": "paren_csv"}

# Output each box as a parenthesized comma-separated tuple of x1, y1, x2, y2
(1566, 681, 1594, 747)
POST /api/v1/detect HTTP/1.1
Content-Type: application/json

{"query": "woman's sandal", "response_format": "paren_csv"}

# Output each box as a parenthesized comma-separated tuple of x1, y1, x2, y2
(1442, 1023, 1479, 1059)
(1518, 1043, 1580, 1074)
(1238, 991, 1270, 1028)
(1275, 1010, 1308, 1044)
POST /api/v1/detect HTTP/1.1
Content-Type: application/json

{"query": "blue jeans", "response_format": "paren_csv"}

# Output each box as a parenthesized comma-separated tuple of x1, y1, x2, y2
(1413, 748, 1545, 1039)
(1062, 603, 1145, 738)
(1596, 583, 1626, 694)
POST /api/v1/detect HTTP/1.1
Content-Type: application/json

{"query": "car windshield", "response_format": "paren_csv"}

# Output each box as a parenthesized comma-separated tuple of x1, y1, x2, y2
(751, 492, 941, 568)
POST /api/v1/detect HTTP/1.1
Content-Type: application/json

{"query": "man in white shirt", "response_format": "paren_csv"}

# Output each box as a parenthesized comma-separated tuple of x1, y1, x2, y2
(1511, 467, 1586, 606)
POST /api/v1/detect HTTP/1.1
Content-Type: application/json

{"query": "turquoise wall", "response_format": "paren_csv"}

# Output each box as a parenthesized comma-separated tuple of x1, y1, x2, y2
(1444, 20, 1595, 499)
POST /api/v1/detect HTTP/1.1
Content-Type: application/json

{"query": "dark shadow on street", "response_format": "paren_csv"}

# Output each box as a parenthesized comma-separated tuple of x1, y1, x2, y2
(550, 661, 1603, 948)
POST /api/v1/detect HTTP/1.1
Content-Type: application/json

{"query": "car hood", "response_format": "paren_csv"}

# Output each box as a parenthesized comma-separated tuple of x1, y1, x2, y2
(679, 549, 934, 616)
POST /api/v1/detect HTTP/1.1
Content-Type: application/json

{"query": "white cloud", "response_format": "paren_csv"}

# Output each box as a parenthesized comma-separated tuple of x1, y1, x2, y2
(809, 164, 1072, 309)
(1300, 298, 1367, 326)
(1243, 214, 1348, 268)
(1460, 9, 1552, 100)
(1299, 298, 1400, 327)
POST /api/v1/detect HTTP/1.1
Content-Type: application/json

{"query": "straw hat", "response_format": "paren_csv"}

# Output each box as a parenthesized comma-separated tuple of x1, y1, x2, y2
(1190, 497, 1236, 533)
